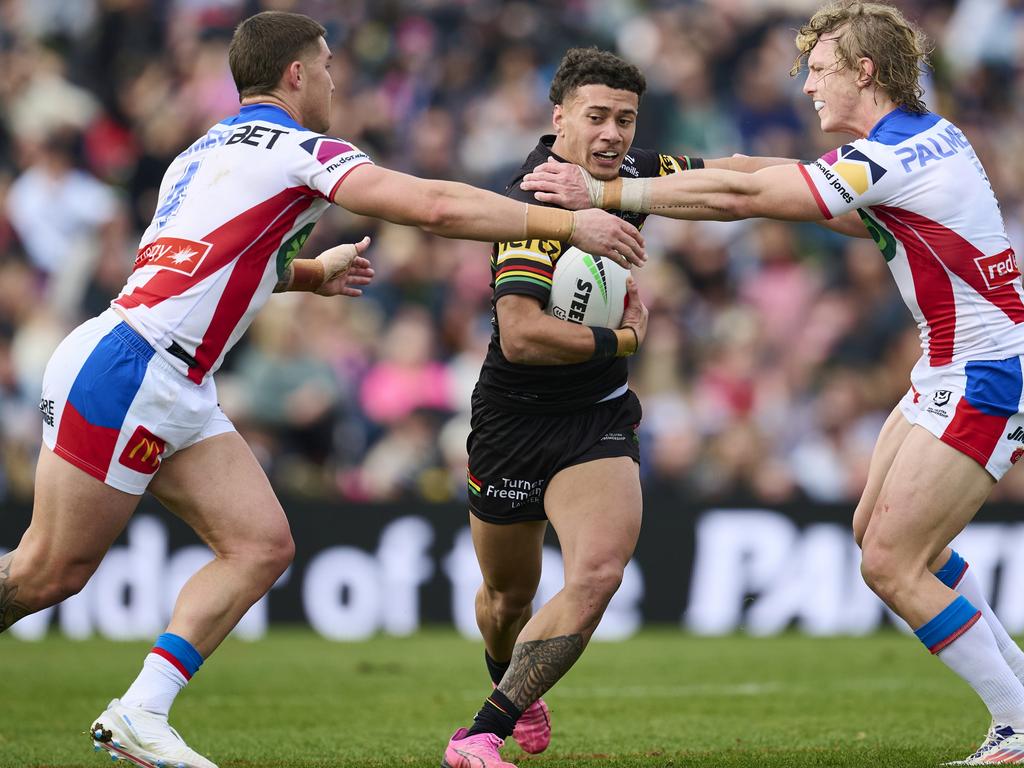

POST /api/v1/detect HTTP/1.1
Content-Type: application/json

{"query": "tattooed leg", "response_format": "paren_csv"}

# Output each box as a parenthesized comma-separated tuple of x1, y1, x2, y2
(498, 633, 585, 711)
(0, 552, 31, 633)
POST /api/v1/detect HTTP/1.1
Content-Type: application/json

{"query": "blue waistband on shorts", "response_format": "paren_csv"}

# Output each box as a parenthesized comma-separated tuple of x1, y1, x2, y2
(109, 321, 156, 362)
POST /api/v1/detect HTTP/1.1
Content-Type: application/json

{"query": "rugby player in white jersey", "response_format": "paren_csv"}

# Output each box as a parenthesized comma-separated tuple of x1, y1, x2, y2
(522, 2, 1024, 764)
(0, 11, 644, 768)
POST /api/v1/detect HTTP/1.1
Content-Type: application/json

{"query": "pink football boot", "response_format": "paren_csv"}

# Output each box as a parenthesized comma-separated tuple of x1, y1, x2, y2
(442, 728, 517, 768)
(512, 697, 551, 754)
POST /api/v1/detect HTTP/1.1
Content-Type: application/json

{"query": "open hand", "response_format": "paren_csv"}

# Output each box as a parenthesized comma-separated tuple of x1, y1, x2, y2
(571, 209, 646, 268)
(521, 158, 593, 210)
(315, 236, 375, 296)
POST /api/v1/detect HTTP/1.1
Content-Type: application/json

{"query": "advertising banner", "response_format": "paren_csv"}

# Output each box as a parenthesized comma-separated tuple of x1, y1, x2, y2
(3, 497, 1022, 641)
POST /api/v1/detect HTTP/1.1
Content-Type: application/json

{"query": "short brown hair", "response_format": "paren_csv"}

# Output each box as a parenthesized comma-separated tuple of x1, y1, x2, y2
(791, 1, 931, 114)
(229, 11, 326, 100)
(549, 47, 646, 105)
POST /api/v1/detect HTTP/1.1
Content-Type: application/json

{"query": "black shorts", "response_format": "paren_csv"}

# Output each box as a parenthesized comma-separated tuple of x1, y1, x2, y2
(467, 389, 642, 524)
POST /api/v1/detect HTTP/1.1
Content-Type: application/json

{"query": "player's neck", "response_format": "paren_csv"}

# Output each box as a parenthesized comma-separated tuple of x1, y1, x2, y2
(854, 94, 900, 138)
(240, 94, 302, 125)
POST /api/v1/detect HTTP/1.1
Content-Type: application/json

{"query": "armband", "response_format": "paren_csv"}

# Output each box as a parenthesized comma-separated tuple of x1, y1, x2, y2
(591, 326, 618, 360)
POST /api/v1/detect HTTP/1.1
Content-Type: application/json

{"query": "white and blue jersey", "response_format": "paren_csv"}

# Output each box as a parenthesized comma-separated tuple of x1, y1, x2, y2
(800, 107, 1024, 478)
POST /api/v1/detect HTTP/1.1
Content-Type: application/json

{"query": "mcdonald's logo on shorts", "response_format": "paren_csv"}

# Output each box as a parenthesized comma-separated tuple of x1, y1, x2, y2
(118, 426, 167, 474)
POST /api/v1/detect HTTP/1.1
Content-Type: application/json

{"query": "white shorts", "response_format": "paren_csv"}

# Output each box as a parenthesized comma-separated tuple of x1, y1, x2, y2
(899, 355, 1024, 480)
(40, 309, 234, 494)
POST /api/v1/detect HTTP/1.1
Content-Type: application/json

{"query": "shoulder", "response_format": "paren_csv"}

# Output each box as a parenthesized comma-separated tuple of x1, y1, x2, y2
(868, 108, 944, 147)
(503, 144, 558, 204)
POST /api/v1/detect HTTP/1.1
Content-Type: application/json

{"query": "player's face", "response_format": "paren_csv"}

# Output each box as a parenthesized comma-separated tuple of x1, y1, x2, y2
(552, 84, 639, 181)
(301, 37, 335, 133)
(802, 34, 863, 136)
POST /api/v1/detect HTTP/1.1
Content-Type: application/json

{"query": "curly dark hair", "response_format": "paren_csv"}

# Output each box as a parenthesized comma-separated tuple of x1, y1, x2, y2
(549, 47, 647, 105)
(791, 1, 932, 114)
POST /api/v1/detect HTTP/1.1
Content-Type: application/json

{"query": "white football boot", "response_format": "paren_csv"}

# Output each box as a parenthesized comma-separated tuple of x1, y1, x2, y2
(944, 722, 1024, 765)
(89, 699, 217, 768)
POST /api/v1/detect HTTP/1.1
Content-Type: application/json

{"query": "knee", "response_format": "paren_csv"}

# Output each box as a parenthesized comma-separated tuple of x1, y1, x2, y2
(565, 564, 624, 623)
(221, 524, 295, 590)
(8, 548, 94, 609)
(480, 583, 534, 629)
(852, 517, 867, 549)
(859, 543, 905, 602)
(259, 530, 296, 582)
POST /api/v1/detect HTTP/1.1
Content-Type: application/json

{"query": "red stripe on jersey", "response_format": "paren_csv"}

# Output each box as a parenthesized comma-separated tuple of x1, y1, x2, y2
(116, 187, 311, 310)
(53, 401, 120, 483)
(187, 196, 316, 382)
(874, 208, 957, 366)
(495, 264, 553, 278)
(875, 206, 1024, 326)
(940, 397, 1009, 470)
(797, 164, 833, 220)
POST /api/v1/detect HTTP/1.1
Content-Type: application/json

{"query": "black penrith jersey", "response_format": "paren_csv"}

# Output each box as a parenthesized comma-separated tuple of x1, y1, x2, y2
(475, 135, 702, 414)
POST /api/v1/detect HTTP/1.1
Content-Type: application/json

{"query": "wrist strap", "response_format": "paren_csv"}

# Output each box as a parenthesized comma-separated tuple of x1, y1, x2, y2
(525, 205, 575, 242)
(616, 326, 640, 357)
(289, 259, 326, 292)
(591, 326, 618, 359)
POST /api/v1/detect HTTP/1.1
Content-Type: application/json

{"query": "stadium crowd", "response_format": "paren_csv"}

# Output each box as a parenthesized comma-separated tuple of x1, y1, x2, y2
(2, 0, 1024, 505)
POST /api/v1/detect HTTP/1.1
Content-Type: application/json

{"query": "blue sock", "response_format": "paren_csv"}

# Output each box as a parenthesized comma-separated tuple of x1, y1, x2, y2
(935, 550, 968, 589)
(152, 632, 204, 680)
(914, 595, 981, 654)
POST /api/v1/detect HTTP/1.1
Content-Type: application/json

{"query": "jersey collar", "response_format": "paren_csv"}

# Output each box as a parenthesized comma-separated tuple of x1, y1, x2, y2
(225, 103, 305, 130)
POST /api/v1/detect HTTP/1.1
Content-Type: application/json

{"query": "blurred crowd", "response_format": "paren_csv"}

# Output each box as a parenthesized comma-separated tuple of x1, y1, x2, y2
(3, 0, 1024, 506)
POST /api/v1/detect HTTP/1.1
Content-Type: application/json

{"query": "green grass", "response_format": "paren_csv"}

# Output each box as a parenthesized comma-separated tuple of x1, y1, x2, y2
(0, 628, 993, 767)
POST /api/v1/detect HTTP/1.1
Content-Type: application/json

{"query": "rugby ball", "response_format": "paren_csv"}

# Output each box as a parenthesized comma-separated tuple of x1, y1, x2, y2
(546, 247, 628, 328)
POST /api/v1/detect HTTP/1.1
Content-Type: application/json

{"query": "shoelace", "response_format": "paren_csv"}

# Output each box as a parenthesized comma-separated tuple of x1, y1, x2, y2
(968, 725, 1013, 761)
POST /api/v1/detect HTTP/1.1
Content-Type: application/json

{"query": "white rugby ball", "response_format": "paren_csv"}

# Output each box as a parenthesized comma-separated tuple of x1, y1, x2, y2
(546, 247, 629, 329)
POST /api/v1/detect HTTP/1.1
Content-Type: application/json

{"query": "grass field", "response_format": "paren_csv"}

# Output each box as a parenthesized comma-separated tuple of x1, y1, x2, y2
(0, 628, 995, 767)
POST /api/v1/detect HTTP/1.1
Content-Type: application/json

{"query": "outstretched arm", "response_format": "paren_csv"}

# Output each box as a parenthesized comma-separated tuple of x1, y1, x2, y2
(521, 158, 870, 236)
(332, 164, 646, 268)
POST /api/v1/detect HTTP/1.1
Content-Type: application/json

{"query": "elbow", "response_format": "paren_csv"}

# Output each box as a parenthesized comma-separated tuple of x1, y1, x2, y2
(499, 329, 533, 365)
(420, 188, 459, 234)
(500, 336, 528, 365)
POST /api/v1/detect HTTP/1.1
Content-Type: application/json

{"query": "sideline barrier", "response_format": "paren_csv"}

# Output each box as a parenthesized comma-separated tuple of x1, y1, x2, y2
(3, 496, 1022, 640)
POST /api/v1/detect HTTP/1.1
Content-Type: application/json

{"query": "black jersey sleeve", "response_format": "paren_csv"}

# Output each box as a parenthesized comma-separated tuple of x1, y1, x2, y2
(492, 238, 564, 305)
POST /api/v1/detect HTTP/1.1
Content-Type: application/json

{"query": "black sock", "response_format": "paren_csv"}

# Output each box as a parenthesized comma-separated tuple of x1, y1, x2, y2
(467, 687, 522, 739)
(484, 652, 510, 686)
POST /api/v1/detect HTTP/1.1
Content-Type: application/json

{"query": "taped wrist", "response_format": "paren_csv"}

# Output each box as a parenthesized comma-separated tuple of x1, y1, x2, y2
(525, 205, 575, 242)
(593, 177, 649, 213)
(289, 259, 326, 292)
(591, 326, 618, 359)
(616, 326, 640, 357)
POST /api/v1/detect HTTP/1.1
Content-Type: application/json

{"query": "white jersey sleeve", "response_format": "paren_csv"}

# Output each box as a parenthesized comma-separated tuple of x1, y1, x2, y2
(798, 139, 903, 218)
(285, 133, 373, 200)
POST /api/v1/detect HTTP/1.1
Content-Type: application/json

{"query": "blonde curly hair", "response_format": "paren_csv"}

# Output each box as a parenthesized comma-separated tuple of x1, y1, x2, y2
(791, 1, 932, 115)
